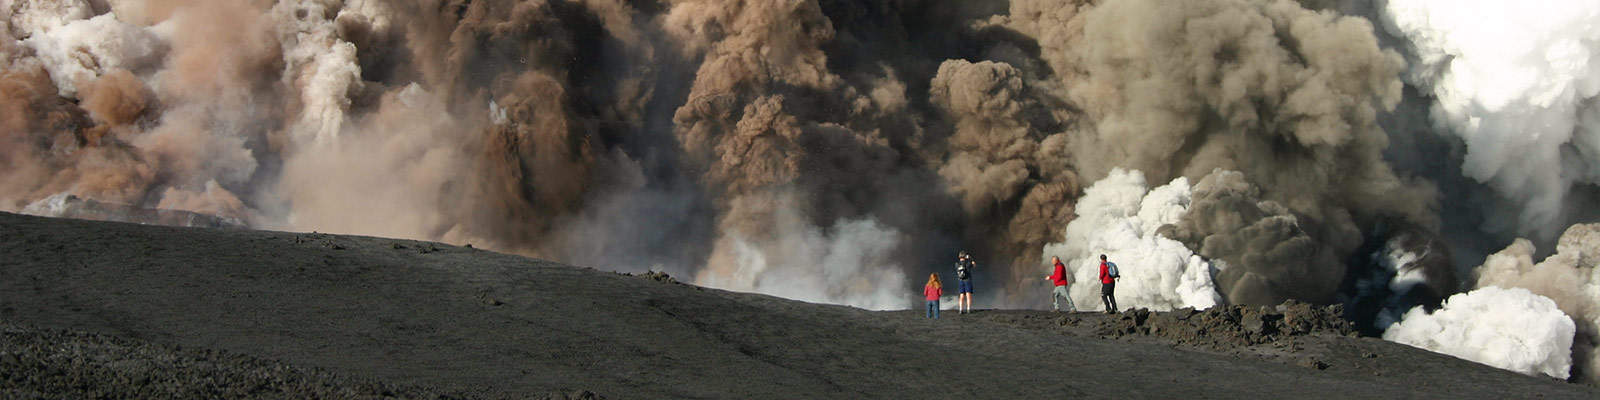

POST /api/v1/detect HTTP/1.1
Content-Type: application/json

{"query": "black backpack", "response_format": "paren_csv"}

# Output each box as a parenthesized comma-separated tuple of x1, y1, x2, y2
(956, 260, 972, 280)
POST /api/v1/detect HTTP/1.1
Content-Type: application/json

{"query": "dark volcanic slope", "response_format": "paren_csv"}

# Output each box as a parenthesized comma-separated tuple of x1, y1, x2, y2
(0, 323, 482, 399)
(0, 212, 1594, 399)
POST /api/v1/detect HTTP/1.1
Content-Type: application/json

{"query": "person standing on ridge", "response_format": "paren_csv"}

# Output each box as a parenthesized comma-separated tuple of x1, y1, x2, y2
(924, 273, 944, 319)
(955, 251, 976, 314)
(1045, 256, 1073, 312)
(1098, 254, 1120, 313)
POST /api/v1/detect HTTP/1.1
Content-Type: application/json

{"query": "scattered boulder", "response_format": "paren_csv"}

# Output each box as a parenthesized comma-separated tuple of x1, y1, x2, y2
(478, 290, 505, 306)
(1299, 358, 1330, 370)
(641, 271, 678, 284)
(540, 390, 607, 400)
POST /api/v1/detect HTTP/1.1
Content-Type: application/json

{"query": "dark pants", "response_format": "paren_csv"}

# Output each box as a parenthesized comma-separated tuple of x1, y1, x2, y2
(1101, 282, 1118, 312)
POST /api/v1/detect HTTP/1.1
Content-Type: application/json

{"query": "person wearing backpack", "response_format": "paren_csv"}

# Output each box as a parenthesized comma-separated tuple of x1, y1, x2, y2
(1045, 256, 1074, 312)
(955, 251, 976, 314)
(923, 273, 944, 319)
(1098, 254, 1120, 313)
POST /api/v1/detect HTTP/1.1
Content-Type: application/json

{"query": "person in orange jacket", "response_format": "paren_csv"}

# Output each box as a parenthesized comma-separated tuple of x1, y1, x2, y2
(923, 273, 943, 319)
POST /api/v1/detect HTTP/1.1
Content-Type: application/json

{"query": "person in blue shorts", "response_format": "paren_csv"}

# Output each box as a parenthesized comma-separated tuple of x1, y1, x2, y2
(955, 251, 976, 314)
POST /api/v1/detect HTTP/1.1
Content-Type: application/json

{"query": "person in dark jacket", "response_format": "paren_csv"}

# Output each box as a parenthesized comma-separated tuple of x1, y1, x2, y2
(1098, 254, 1119, 313)
(1045, 256, 1074, 312)
(955, 251, 976, 314)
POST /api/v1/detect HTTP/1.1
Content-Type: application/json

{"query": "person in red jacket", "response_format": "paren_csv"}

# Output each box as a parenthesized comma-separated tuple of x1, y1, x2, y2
(1098, 254, 1120, 313)
(1044, 256, 1074, 312)
(923, 273, 943, 319)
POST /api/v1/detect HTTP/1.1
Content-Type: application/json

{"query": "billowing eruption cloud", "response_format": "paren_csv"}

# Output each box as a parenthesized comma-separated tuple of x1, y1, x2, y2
(1382, 0, 1600, 241)
(0, 0, 1467, 314)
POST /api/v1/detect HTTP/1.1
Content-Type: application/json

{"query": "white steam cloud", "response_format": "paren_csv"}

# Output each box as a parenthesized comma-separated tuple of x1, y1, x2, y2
(1466, 223, 1600, 382)
(3, 0, 93, 37)
(1383, 0, 1600, 238)
(1041, 168, 1221, 312)
(1384, 286, 1575, 380)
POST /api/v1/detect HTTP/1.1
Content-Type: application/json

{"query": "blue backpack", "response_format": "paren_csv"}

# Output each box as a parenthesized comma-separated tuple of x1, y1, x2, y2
(1106, 262, 1120, 278)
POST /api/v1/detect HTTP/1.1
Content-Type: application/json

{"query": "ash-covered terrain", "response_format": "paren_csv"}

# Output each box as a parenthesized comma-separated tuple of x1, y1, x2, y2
(2, 212, 1596, 398)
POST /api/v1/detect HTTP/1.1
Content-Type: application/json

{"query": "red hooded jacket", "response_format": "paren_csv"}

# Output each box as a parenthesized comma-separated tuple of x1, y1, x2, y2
(923, 283, 943, 301)
(1099, 261, 1116, 284)
(1049, 261, 1070, 287)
